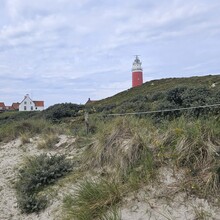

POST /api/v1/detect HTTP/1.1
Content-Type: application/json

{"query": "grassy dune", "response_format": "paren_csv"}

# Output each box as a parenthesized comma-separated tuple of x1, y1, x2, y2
(0, 75, 220, 219)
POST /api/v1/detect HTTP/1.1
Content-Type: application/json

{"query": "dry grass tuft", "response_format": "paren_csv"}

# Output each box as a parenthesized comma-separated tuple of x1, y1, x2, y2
(20, 132, 31, 144)
(38, 133, 60, 149)
(83, 118, 154, 179)
(63, 179, 121, 220)
(158, 118, 220, 197)
(61, 116, 220, 219)
(193, 206, 212, 220)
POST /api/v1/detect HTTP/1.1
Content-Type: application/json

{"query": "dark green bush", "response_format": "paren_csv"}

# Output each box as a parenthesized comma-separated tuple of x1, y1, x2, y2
(43, 103, 84, 121)
(167, 87, 187, 106)
(150, 92, 165, 101)
(16, 154, 73, 213)
(17, 194, 47, 214)
(153, 86, 220, 120)
(182, 87, 212, 107)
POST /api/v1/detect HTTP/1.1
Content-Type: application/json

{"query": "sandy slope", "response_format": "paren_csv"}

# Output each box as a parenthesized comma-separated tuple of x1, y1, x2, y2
(0, 136, 220, 220)
(121, 167, 220, 220)
(0, 135, 76, 220)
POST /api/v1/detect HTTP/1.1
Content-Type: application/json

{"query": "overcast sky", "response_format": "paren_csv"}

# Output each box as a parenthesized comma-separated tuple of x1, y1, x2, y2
(0, 0, 220, 107)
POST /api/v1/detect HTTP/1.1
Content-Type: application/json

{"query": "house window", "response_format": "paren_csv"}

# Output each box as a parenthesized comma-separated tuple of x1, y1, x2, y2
(31, 106, 33, 110)
(24, 106, 26, 111)
(24, 101, 27, 104)
(35, 107, 38, 110)
(30, 102, 32, 104)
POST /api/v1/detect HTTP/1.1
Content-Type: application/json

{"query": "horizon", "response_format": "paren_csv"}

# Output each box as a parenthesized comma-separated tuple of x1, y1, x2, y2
(1, 73, 219, 108)
(0, 0, 220, 107)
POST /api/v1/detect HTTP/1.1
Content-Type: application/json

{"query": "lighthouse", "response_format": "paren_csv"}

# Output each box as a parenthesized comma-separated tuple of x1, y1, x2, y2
(132, 55, 143, 87)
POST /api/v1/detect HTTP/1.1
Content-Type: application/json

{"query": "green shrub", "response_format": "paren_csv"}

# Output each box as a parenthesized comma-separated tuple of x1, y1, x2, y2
(153, 86, 220, 120)
(43, 103, 84, 121)
(182, 87, 212, 107)
(17, 193, 47, 214)
(16, 154, 73, 213)
(167, 87, 187, 106)
(150, 91, 165, 101)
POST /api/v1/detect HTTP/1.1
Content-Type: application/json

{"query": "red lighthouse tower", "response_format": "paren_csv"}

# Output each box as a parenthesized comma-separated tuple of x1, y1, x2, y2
(132, 55, 143, 87)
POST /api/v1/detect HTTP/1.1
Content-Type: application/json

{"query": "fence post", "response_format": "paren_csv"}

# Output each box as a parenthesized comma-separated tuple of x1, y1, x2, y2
(85, 112, 89, 135)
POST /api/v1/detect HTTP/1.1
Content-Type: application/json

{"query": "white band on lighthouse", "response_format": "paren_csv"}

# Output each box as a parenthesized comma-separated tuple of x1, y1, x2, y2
(132, 55, 143, 72)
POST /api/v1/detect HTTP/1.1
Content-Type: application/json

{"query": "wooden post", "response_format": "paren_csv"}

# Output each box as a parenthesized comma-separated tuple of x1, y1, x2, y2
(85, 112, 89, 135)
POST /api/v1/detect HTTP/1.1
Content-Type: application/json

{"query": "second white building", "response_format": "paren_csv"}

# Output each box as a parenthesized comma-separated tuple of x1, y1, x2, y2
(19, 94, 44, 111)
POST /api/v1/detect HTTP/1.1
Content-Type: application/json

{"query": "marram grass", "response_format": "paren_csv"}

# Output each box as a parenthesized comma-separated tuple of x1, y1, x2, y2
(63, 179, 121, 220)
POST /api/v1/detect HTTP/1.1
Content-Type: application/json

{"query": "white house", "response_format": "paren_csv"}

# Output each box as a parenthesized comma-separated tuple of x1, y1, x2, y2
(19, 94, 44, 111)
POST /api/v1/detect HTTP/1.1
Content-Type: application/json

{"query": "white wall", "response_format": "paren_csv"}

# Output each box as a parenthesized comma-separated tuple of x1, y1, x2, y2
(34, 106, 44, 111)
(19, 95, 35, 111)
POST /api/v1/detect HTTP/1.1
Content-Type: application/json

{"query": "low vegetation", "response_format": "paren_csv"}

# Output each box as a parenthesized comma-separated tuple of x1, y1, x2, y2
(43, 103, 84, 122)
(62, 117, 157, 219)
(20, 132, 31, 144)
(88, 75, 220, 118)
(63, 115, 219, 219)
(156, 117, 220, 197)
(0, 118, 57, 142)
(16, 154, 73, 213)
(0, 111, 39, 124)
(63, 179, 121, 220)
(37, 133, 60, 149)
(1, 75, 220, 218)
(83, 117, 155, 182)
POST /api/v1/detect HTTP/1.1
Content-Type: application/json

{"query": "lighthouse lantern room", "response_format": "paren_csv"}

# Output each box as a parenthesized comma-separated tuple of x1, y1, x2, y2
(132, 55, 143, 87)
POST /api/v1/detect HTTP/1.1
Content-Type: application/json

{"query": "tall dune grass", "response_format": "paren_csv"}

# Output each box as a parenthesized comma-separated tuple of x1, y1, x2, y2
(63, 179, 121, 220)
(83, 117, 156, 182)
(0, 119, 58, 142)
(62, 115, 220, 219)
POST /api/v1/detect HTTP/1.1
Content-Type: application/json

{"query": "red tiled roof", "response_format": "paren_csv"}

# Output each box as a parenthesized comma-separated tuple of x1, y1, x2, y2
(0, 102, 6, 108)
(34, 101, 44, 107)
(12, 103, 20, 110)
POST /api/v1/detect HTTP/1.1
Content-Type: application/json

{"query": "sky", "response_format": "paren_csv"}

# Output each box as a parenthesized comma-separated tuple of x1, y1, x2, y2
(0, 0, 220, 107)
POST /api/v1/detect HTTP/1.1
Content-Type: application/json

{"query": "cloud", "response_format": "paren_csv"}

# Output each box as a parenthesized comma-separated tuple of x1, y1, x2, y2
(5, 0, 90, 20)
(0, 0, 220, 106)
(0, 15, 67, 46)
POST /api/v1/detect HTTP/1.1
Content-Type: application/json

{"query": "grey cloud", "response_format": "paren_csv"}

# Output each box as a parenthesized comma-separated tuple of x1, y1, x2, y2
(0, 0, 220, 106)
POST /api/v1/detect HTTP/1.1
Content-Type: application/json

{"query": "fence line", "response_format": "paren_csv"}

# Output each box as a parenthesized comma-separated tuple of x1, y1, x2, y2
(107, 103, 220, 116)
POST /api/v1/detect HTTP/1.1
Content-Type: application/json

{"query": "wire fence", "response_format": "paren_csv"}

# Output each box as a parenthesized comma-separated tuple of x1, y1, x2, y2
(107, 103, 220, 117)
